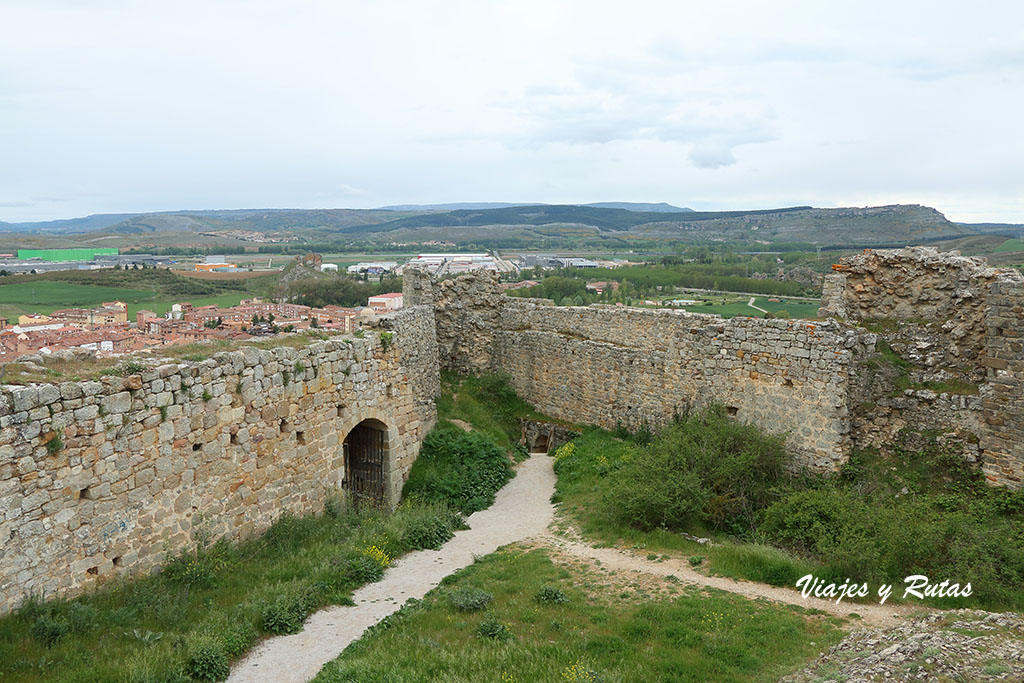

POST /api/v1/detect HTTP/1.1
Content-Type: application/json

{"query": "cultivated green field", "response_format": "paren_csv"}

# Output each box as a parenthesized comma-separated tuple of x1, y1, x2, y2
(994, 238, 1024, 253)
(0, 282, 256, 323)
(0, 282, 156, 322)
(0, 269, 277, 324)
(656, 295, 820, 319)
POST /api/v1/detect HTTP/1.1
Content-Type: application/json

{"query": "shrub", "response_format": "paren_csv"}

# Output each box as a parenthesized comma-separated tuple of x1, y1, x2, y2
(260, 593, 309, 635)
(185, 640, 230, 682)
(399, 502, 464, 550)
(162, 551, 218, 589)
(219, 617, 257, 658)
(402, 422, 513, 514)
(761, 488, 863, 554)
(447, 587, 493, 612)
(475, 616, 511, 640)
(30, 613, 69, 647)
(335, 553, 386, 585)
(606, 405, 790, 534)
(535, 585, 569, 605)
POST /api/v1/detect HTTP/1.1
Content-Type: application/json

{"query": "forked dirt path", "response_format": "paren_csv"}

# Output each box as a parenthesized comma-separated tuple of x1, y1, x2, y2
(537, 533, 918, 628)
(227, 453, 556, 683)
(229, 452, 910, 682)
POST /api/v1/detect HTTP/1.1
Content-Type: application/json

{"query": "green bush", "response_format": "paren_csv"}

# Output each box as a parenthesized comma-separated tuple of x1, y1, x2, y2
(447, 587, 493, 612)
(761, 488, 863, 554)
(260, 593, 310, 635)
(535, 585, 569, 605)
(606, 405, 790, 534)
(335, 553, 386, 585)
(219, 617, 257, 658)
(399, 501, 465, 550)
(30, 613, 69, 647)
(475, 616, 511, 640)
(185, 640, 230, 682)
(761, 444, 1024, 607)
(402, 422, 513, 514)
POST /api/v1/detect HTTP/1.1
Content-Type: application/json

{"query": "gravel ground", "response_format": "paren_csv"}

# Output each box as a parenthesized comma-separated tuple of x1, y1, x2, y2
(226, 452, 556, 683)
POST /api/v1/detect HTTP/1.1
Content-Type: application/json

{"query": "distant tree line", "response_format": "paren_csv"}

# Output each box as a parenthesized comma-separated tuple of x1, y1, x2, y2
(277, 274, 402, 307)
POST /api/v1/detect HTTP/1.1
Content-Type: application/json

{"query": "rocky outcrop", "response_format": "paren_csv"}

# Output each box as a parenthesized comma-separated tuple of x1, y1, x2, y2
(784, 610, 1024, 682)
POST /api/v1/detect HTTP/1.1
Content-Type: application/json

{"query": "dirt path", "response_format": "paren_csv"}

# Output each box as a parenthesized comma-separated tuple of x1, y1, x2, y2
(230, 451, 914, 682)
(536, 533, 919, 628)
(227, 453, 557, 683)
(747, 296, 768, 314)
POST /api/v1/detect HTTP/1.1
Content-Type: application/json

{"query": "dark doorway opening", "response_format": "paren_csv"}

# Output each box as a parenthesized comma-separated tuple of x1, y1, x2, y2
(533, 434, 550, 453)
(343, 419, 388, 506)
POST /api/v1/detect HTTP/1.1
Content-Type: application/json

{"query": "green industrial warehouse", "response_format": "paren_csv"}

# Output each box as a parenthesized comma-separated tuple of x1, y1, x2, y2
(16, 248, 118, 262)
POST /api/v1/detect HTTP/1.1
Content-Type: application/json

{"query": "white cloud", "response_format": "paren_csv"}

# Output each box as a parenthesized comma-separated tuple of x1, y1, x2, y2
(0, 0, 1021, 222)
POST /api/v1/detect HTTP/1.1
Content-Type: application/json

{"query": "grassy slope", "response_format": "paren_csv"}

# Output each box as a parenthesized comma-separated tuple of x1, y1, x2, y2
(309, 376, 844, 681)
(313, 548, 843, 683)
(435, 372, 556, 449)
(552, 429, 821, 589)
(0, 501, 462, 682)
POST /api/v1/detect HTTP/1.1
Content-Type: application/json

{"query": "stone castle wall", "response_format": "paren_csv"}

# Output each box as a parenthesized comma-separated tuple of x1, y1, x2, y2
(413, 269, 867, 473)
(4, 247, 1023, 615)
(413, 248, 1024, 488)
(0, 306, 439, 614)
(821, 247, 1024, 487)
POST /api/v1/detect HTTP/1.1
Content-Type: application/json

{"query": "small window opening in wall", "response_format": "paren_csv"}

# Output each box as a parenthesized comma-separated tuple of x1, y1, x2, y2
(230, 432, 239, 445)
(76, 486, 92, 500)
(280, 418, 291, 433)
(192, 443, 202, 451)
(337, 405, 345, 418)
(296, 430, 307, 445)
(783, 379, 794, 387)
(113, 556, 123, 567)
(86, 566, 98, 575)
(726, 406, 739, 416)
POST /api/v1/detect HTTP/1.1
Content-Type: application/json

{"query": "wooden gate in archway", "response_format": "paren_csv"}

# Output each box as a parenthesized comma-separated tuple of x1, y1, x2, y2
(342, 420, 387, 505)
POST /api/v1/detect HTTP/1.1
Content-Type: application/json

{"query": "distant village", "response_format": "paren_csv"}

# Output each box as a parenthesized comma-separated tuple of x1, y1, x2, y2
(0, 293, 404, 363)
(0, 248, 627, 363)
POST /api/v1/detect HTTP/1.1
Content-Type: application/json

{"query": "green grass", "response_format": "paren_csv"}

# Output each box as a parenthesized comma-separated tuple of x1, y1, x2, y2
(436, 372, 558, 448)
(313, 547, 844, 683)
(553, 421, 1024, 610)
(666, 297, 819, 319)
(994, 238, 1024, 253)
(0, 269, 277, 323)
(0, 281, 157, 321)
(0, 499, 464, 682)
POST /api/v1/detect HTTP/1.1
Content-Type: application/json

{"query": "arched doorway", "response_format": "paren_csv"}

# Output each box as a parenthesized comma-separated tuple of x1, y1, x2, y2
(533, 433, 550, 453)
(342, 419, 389, 505)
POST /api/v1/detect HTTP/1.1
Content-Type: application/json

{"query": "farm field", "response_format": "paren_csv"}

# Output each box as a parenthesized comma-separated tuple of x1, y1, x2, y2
(0, 282, 156, 323)
(0, 270, 277, 324)
(655, 294, 820, 319)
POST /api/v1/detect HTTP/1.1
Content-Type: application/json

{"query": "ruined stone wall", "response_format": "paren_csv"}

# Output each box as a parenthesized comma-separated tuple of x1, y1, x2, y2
(979, 279, 1024, 486)
(421, 269, 865, 473)
(822, 247, 1024, 488)
(0, 306, 439, 614)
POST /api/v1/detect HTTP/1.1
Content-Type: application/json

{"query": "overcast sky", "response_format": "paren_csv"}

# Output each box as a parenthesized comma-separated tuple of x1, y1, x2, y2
(1, 0, 1022, 223)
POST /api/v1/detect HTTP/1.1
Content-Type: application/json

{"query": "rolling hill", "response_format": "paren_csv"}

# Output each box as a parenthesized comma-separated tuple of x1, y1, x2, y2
(1, 203, 1020, 249)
